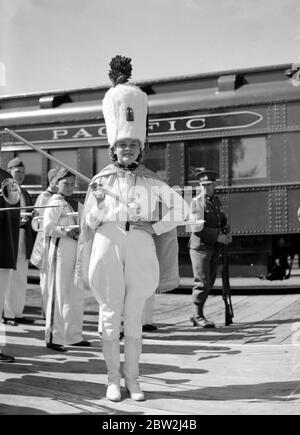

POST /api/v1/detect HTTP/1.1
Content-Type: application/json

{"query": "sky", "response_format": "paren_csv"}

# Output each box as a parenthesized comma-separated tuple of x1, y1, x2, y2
(0, 0, 299, 96)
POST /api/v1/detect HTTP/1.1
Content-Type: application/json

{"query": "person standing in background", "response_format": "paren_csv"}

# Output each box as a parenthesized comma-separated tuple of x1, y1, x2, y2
(188, 169, 232, 328)
(3, 157, 36, 326)
(30, 167, 59, 316)
(44, 168, 90, 352)
(0, 152, 20, 362)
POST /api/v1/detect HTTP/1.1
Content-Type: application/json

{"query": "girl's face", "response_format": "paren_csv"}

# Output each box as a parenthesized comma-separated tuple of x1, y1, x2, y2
(57, 175, 76, 197)
(114, 139, 141, 166)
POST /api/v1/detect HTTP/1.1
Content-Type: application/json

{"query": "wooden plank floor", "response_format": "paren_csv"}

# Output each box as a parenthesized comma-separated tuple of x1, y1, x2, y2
(1, 285, 300, 415)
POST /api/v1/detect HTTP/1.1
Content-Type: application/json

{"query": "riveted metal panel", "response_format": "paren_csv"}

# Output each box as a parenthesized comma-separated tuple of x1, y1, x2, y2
(227, 191, 270, 234)
(269, 133, 285, 183)
(270, 187, 288, 233)
(269, 104, 287, 131)
(287, 188, 300, 232)
(270, 132, 300, 184)
(166, 141, 185, 187)
(219, 139, 229, 186)
(287, 101, 300, 128)
(283, 132, 300, 182)
(266, 134, 272, 183)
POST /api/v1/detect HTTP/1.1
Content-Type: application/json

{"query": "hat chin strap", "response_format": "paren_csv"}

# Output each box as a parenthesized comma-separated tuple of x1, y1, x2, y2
(114, 161, 139, 172)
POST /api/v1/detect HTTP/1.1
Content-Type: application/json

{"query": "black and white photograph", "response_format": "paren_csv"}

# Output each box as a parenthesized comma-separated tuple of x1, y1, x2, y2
(0, 0, 299, 418)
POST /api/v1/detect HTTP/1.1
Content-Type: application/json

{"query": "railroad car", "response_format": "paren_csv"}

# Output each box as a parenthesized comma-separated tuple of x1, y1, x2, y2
(1, 63, 300, 278)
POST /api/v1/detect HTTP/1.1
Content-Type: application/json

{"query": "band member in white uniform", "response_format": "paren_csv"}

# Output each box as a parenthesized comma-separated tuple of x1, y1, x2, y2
(31, 167, 59, 315)
(77, 56, 189, 402)
(43, 168, 90, 352)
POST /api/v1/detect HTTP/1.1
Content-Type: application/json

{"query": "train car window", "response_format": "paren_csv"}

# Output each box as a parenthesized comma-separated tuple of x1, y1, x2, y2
(95, 147, 111, 173)
(186, 139, 220, 182)
(143, 143, 167, 182)
(16, 151, 42, 186)
(48, 149, 78, 172)
(230, 136, 267, 183)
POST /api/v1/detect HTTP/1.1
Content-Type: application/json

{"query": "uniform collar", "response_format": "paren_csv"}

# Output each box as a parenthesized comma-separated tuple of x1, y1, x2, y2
(113, 161, 139, 172)
(47, 188, 56, 194)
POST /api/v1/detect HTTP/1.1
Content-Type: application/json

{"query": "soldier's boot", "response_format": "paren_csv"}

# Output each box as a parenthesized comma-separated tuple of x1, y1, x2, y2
(124, 337, 145, 401)
(102, 340, 121, 402)
(190, 303, 215, 329)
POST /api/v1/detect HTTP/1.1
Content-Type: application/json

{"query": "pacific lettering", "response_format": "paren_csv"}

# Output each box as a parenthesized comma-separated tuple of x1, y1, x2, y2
(168, 120, 177, 131)
(52, 129, 68, 140)
(148, 121, 160, 132)
(186, 117, 206, 130)
(97, 126, 107, 136)
(72, 128, 92, 138)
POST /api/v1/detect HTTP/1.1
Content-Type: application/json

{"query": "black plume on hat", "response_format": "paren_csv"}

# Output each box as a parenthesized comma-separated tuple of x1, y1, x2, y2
(108, 55, 132, 87)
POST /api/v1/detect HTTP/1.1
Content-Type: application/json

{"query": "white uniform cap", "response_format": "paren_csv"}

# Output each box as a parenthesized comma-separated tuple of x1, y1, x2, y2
(102, 83, 148, 150)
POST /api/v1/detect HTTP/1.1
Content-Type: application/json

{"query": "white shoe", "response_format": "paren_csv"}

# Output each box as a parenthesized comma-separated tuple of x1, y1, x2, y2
(106, 382, 121, 402)
(125, 380, 145, 401)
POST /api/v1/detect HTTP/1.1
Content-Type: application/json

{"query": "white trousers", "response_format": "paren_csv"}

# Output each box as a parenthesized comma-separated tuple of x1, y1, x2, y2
(0, 269, 13, 350)
(40, 271, 48, 315)
(4, 229, 28, 319)
(142, 294, 155, 325)
(45, 237, 84, 346)
(89, 222, 159, 340)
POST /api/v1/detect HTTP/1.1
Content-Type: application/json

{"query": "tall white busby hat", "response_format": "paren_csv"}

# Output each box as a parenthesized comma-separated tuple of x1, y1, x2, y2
(102, 55, 148, 150)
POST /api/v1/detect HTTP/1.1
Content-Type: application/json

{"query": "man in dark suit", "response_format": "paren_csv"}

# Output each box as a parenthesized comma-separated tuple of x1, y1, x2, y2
(0, 154, 20, 362)
(3, 157, 36, 326)
(188, 169, 232, 328)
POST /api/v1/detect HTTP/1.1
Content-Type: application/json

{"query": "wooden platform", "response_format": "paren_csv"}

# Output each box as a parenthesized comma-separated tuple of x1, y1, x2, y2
(1, 286, 300, 415)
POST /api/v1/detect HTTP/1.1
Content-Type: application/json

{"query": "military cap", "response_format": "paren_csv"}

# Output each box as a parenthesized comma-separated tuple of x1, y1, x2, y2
(196, 168, 218, 184)
(7, 157, 25, 170)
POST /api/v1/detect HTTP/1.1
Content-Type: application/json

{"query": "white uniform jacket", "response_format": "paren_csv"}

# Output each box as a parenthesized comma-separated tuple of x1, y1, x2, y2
(75, 164, 189, 293)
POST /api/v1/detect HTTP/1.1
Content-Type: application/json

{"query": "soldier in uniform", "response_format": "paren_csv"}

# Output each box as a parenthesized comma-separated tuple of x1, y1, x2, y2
(3, 158, 36, 326)
(188, 169, 232, 328)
